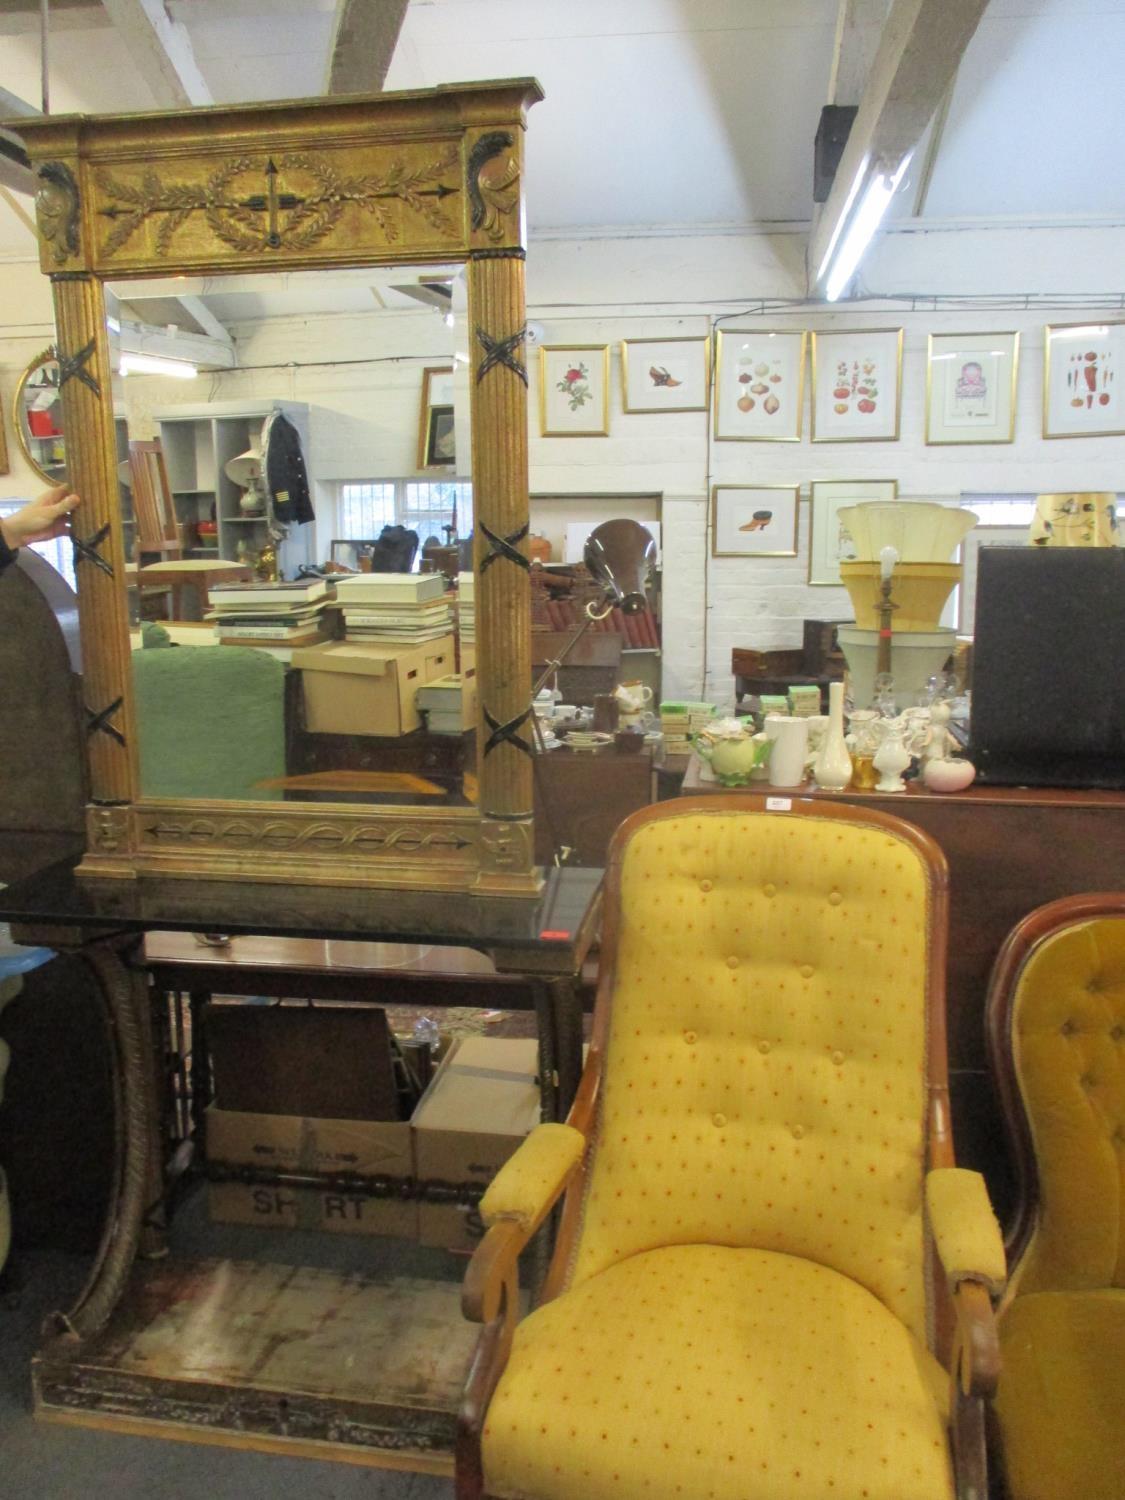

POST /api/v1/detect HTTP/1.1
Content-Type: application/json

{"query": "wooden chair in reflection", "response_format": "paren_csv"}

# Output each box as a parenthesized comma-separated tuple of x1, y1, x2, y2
(129, 439, 182, 563)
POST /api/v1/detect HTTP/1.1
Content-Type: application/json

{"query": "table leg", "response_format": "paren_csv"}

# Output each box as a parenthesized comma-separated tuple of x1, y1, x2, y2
(48, 939, 162, 1342)
(531, 982, 558, 1124)
(545, 976, 583, 1120)
(188, 988, 213, 1160)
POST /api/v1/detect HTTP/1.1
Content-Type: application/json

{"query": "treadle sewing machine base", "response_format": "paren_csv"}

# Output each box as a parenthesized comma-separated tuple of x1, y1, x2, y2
(34, 1256, 473, 1474)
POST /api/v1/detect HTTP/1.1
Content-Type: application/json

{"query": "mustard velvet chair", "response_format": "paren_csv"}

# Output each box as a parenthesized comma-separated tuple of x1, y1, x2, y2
(985, 892, 1125, 1500)
(458, 795, 1006, 1500)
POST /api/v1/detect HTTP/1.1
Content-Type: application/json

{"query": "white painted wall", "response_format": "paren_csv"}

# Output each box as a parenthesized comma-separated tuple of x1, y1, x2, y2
(4, 224, 1124, 707)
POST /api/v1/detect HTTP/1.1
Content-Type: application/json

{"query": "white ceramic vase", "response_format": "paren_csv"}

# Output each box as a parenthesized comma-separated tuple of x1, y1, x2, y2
(813, 682, 853, 791)
(766, 716, 809, 788)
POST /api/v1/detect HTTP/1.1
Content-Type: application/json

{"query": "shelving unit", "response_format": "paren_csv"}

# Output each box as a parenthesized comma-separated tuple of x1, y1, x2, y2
(150, 400, 313, 577)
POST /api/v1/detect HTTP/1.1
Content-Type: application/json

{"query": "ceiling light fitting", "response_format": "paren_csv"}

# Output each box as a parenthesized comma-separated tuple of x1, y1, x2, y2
(819, 153, 913, 303)
(119, 352, 198, 380)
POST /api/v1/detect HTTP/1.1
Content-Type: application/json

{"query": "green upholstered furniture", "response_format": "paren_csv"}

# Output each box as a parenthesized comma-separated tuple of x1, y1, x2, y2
(132, 643, 286, 802)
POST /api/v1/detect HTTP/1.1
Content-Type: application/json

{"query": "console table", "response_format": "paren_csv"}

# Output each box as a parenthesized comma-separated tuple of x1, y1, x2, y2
(0, 842, 602, 1471)
(681, 760, 1125, 1224)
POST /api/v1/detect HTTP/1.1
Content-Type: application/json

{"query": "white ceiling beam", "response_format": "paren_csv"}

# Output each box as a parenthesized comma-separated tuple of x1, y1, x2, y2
(175, 293, 233, 347)
(323, 0, 409, 95)
(808, 0, 990, 295)
(826, 0, 892, 105)
(99, 0, 213, 108)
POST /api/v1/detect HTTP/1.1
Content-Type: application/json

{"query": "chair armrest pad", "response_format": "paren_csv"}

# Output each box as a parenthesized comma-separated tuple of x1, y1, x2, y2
(480, 1123, 585, 1232)
(926, 1167, 1006, 1295)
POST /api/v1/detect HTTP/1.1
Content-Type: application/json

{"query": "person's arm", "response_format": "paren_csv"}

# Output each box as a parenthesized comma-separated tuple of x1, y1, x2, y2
(0, 485, 81, 574)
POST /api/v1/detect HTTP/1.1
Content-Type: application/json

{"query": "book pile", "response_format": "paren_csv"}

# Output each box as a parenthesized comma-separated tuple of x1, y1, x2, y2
(332, 572, 453, 643)
(457, 571, 475, 647)
(416, 674, 472, 735)
(659, 700, 715, 755)
(206, 577, 333, 650)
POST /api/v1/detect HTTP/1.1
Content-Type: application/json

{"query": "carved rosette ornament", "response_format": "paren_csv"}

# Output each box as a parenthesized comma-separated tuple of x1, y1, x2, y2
(35, 162, 81, 268)
(88, 805, 130, 856)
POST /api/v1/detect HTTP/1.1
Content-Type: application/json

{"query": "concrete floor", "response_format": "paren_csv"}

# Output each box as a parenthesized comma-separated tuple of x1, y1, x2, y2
(0, 1229, 457, 1500)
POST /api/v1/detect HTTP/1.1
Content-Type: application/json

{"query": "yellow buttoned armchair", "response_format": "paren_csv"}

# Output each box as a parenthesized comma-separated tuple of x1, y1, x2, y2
(458, 796, 1005, 1500)
(986, 892, 1125, 1500)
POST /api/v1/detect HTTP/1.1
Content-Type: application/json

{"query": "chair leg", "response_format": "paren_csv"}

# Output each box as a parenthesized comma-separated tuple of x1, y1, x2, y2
(952, 1390, 990, 1500)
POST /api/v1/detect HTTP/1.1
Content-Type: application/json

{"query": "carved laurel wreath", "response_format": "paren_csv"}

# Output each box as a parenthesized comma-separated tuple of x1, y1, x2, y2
(142, 817, 474, 856)
(96, 148, 460, 258)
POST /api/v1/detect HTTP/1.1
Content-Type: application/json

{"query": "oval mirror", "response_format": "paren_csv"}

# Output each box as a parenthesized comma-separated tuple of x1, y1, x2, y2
(13, 347, 67, 486)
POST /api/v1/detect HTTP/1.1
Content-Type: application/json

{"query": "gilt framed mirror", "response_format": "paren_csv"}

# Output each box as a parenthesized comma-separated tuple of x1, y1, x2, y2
(13, 347, 67, 485)
(17, 81, 542, 897)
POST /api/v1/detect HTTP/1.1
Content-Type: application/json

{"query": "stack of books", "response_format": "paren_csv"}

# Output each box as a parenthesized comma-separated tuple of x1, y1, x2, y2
(659, 700, 716, 755)
(416, 674, 472, 735)
(457, 571, 475, 647)
(206, 578, 333, 651)
(331, 573, 453, 644)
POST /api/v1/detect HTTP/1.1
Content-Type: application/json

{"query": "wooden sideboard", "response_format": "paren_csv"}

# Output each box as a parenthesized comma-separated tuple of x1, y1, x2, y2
(680, 761, 1125, 1225)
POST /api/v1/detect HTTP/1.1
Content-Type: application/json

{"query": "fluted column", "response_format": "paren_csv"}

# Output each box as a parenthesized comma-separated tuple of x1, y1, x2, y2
(467, 247, 537, 893)
(52, 273, 138, 869)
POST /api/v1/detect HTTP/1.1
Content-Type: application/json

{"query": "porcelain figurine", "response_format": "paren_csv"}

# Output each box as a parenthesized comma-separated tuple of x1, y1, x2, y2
(873, 722, 912, 792)
(812, 681, 853, 791)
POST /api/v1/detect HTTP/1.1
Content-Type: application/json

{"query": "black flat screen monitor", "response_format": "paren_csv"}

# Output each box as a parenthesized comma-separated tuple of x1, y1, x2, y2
(969, 548, 1124, 788)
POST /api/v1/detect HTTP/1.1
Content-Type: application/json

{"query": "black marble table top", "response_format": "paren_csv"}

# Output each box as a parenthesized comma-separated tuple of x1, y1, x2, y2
(0, 832, 603, 966)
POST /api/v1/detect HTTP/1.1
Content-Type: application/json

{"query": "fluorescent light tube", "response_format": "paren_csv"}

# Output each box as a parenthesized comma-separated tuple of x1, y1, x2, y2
(823, 154, 912, 303)
(119, 353, 198, 379)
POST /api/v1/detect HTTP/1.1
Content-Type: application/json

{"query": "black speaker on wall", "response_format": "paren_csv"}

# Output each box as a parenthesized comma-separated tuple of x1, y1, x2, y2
(969, 548, 1125, 788)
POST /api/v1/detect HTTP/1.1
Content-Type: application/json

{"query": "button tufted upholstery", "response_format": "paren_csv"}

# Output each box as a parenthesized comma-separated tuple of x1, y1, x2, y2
(569, 809, 933, 1339)
(464, 798, 1003, 1500)
(988, 896, 1125, 1500)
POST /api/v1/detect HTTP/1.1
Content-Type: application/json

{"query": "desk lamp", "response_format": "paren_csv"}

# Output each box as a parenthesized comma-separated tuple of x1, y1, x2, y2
(529, 518, 657, 708)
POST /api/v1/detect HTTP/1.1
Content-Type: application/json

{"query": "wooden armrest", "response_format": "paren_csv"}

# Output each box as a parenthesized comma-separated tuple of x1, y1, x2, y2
(951, 1278, 1001, 1399)
(462, 1220, 527, 1324)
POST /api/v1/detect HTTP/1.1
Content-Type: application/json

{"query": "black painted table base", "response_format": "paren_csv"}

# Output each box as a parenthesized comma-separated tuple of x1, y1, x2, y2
(0, 840, 601, 1465)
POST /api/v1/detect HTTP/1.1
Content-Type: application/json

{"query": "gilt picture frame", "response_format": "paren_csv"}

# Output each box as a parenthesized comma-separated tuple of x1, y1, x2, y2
(711, 484, 799, 558)
(808, 478, 898, 585)
(926, 332, 1018, 445)
(1043, 321, 1125, 439)
(417, 365, 455, 469)
(713, 329, 805, 442)
(620, 336, 710, 413)
(539, 345, 610, 436)
(811, 329, 903, 442)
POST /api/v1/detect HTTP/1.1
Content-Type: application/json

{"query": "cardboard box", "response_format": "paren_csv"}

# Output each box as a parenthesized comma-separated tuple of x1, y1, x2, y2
(207, 1107, 416, 1240)
(292, 635, 455, 737)
(411, 1037, 540, 1253)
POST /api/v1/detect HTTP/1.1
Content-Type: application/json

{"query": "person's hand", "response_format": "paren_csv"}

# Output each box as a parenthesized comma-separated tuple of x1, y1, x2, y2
(0, 485, 81, 548)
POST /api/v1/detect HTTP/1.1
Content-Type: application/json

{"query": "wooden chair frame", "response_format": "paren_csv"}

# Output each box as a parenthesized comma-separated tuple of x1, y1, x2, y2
(457, 794, 1001, 1500)
(985, 891, 1125, 1268)
(18, 82, 542, 896)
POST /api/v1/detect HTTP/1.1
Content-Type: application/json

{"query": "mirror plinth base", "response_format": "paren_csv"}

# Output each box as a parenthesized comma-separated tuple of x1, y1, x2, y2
(77, 799, 519, 894)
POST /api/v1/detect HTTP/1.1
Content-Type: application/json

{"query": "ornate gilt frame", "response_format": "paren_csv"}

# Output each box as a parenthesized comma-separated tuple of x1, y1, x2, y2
(18, 81, 543, 896)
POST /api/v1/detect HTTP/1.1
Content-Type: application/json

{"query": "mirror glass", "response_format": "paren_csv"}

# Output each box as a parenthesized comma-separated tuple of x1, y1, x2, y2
(108, 265, 477, 811)
(14, 350, 67, 485)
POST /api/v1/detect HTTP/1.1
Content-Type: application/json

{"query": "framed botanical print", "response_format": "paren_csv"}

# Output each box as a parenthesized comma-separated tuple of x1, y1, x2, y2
(811, 328, 903, 442)
(417, 365, 454, 469)
(621, 336, 710, 413)
(1043, 321, 1125, 439)
(711, 484, 799, 558)
(539, 345, 610, 436)
(808, 478, 898, 586)
(713, 328, 805, 441)
(926, 332, 1018, 444)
